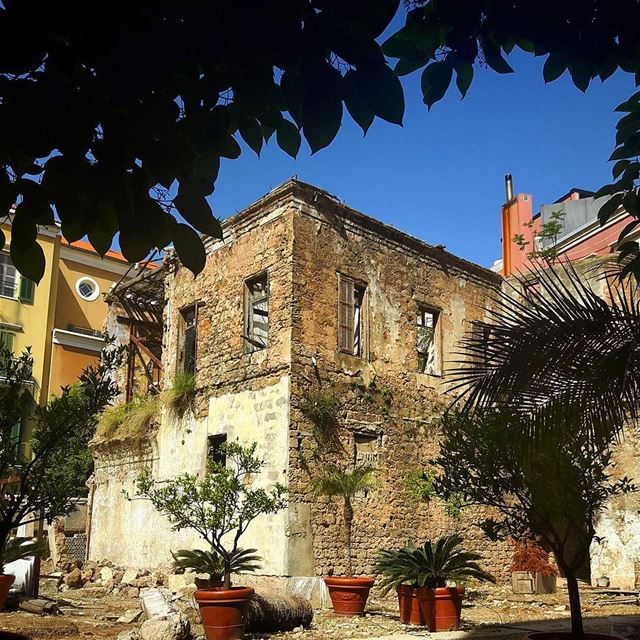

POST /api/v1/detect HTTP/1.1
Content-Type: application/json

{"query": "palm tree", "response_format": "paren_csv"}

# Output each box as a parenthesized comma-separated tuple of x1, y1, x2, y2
(310, 465, 376, 577)
(450, 260, 640, 446)
(447, 259, 640, 638)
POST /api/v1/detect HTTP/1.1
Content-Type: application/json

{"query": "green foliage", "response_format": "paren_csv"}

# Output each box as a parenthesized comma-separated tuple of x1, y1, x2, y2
(0, 343, 122, 571)
(171, 547, 261, 583)
(433, 407, 634, 637)
(513, 210, 566, 262)
(95, 394, 160, 444)
(4, 2, 638, 281)
(300, 389, 341, 449)
(353, 378, 393, 413)
(134, 441, 286, 589)
(3, 537, 46, 567)
(374, 534, 495, 595)
(162, 373, 196, 419)
(406, 467, 463, 519)
(310, 464, 376, 499)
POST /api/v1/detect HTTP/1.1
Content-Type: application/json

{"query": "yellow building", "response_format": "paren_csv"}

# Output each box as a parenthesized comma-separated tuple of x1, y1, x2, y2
(0, 223, 133, 409)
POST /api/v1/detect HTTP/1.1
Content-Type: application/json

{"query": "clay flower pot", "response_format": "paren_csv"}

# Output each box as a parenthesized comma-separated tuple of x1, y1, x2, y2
(0, 574, 15, 611)
(324, 576, 375, 616)
(419, 586, 464, 631)
(397, 584, 425, 625)
(194, 586, 254, 640)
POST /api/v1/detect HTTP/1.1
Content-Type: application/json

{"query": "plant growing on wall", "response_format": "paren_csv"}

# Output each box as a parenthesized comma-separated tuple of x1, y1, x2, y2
(0, 343, 121, 603)
(94, 393, 160, 445)
(162, 372, 196, 419)
(432, 408, 634, 639)
(300, 388, 341, 451)
(513, 210, 566, 262)
(134, 441, 286, 590)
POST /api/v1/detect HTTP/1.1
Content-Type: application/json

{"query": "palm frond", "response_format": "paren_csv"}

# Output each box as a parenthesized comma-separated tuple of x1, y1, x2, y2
(172, 547, 262, 579)
(374, 535, 494, 594)
(448, 260, 640, 444)
(310, 464, 377, 498)
(3, 537, 46, 566)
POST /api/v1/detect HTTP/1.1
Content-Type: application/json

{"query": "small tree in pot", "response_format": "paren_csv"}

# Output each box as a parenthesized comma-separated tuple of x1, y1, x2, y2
(310, 464, 376, 616)
(509, 536, 558, 595)
(0, 344, 121, 606)
(134, 441, 286, 640)
(375, 534, 494, 628)
(433, 409, 634, 640)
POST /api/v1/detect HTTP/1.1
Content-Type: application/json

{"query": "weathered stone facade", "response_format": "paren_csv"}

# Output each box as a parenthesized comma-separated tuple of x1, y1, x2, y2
(89, 179, 511, 580)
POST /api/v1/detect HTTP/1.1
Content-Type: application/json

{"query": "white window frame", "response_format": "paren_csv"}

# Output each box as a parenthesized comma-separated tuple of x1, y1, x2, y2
(75, 276, 100, 301)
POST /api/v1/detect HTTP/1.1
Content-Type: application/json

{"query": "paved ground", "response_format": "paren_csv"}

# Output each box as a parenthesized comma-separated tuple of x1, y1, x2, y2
(1, 582, 639, 639)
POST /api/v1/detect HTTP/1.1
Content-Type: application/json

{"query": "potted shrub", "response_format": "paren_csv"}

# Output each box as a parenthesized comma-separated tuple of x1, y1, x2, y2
(509, 537, 558, 595)
(375, 534, 494, 628)
(134, 441, 286, 640)
(310, 464, 376, 616)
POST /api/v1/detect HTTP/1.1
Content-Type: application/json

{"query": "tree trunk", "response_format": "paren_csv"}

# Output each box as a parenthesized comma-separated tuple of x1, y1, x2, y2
(566, 571, 584, 640)
(343, 497, 353, 578)
(223, 558, 232, 591)
(246, 593, 313, 632)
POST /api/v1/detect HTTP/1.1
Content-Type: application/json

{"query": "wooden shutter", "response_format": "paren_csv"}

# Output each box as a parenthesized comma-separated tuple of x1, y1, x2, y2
(338, 276, 354, 353)
(0, 330, 14, 353)
(19, 277, 35, 303)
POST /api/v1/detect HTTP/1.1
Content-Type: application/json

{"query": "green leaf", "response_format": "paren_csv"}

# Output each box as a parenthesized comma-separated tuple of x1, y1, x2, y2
(615, 90, 640, 113)
(613, 160, 631, 181)
(597, 194, 624, 224)
(454, 62, 474, 99)
(276, 120, 301, 159)
(617, 240, 639, 262)
(88, 200, 119, 257)
(10, 218, 45, 283)
(354, 62, 404, 125)
(174, 193, 223, 238)
(343, 70, 374, 135)
(543, 53, 566, 83)
(394, 54, 430, 77)
(210, 135, 241, 160)
(618, 219, 640, 242)
(421, 61, 453, 109)
(238, 115, 263, 157)
(568, 61, 591, 92)
(482, 42, 514, 74)
(173, 223, 206, 276)
(382, 25, 420, 59)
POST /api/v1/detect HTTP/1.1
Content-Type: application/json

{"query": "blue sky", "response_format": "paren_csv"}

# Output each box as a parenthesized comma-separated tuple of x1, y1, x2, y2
(210, 53, 635, 270)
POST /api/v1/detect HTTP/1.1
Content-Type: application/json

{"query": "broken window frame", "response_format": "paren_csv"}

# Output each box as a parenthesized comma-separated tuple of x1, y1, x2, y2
(337, 274, 368, 358)
(416, 304, 441, 375)
(243, 271, 269, 354)
(207, 433, 227, 469)
(177, 304, 198, 375)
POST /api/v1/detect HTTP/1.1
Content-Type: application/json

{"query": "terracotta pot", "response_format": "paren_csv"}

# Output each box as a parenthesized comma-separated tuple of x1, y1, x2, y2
(0, 574, 15, 611)
(194, 586, 254, 640)
(419, 586, 464, 631)
(527, 633, 624, 640)
(397, 585, 425, 625)
(324, 576, 375, 616)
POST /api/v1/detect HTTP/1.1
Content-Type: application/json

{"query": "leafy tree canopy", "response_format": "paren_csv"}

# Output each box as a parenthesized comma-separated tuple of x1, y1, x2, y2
(1, 1, 639, 280)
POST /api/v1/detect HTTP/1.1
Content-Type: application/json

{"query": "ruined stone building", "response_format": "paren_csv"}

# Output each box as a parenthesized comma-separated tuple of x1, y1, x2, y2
(88, 179, 511, 580)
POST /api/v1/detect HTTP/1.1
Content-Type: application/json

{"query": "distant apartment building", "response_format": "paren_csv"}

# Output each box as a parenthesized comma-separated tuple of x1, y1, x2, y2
(496, 175, 633, 276)
(0, 222, 136, 453)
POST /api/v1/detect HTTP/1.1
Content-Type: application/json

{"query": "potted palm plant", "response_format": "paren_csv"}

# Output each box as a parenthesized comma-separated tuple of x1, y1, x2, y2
(134, 441, 286, 640)
(310, 464, 376, 616)
(375, 534, 494, 628)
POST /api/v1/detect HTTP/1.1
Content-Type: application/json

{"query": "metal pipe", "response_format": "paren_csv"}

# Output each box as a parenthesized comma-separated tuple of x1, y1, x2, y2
(505, 174, 513, 202)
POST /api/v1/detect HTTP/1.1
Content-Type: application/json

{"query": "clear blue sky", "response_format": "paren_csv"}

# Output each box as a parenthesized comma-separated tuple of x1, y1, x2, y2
(209, 51, 635, 270)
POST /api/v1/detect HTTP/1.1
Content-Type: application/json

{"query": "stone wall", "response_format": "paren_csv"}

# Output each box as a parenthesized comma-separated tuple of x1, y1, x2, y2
(285, 184, 510, 580)
(89, 179, 512, 581)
